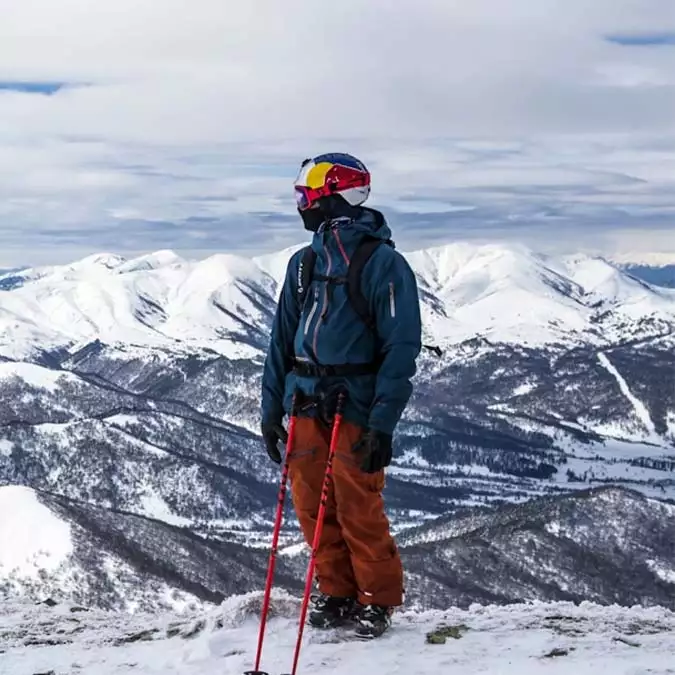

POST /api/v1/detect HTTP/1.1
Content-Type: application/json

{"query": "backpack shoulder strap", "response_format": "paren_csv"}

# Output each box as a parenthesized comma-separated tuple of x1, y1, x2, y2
(347, 237, 390, 332)
(297, 246, 316, 308)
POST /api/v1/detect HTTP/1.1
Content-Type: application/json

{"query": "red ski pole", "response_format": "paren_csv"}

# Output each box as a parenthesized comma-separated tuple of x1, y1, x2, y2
(245, 396, 299, 675)
(286, 392, 346, 675)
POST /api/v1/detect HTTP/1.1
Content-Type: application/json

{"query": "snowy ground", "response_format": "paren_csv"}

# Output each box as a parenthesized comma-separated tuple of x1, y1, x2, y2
(3, 591, 675, 675)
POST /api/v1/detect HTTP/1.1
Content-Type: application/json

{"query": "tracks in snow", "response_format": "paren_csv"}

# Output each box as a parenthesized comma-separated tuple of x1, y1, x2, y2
(597, 351, 659, 440)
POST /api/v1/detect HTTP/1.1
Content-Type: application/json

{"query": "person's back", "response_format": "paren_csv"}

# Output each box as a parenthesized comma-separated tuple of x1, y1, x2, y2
(261, 152, 422, 639)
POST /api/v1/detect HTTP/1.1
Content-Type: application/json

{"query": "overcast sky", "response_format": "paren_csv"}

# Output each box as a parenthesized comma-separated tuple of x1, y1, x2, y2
(0, 0, 674, 267)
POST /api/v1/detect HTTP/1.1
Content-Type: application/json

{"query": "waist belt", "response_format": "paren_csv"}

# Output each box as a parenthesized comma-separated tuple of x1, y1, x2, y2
(292, 360, 378, 378)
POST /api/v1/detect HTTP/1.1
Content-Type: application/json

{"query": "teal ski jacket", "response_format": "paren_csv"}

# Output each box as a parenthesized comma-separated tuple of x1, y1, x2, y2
(261, 208, 422, 436)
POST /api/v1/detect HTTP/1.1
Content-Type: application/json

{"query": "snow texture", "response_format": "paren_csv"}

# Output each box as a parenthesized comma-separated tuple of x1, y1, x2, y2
(0, 360, 74, 392)
(597, 352, 658, 440)
(0, 485, 73, 580)
(0, 249, 275, 360)
(2, 591, 675, 675)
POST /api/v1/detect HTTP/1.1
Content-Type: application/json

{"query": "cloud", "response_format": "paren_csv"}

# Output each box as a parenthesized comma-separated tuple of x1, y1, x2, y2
(0, 134, 672, 265)
(2, 0, 674, 140)
(0, 82, 68, 95)
(0, 0, 673, 265)
(605, 32, 675, 46)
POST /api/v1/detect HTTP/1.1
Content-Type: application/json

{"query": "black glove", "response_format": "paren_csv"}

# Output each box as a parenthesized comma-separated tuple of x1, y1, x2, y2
(352, 429, 393, 474)
(261, 421, 288, 464)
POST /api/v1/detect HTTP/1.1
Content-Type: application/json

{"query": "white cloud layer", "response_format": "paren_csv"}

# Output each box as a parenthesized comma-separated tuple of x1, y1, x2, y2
(0, 0, 673, 265)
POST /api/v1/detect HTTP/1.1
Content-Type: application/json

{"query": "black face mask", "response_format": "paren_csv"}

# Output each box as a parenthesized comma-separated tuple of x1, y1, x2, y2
(298, 207, 326, 232)
(298, 195, 361, 232)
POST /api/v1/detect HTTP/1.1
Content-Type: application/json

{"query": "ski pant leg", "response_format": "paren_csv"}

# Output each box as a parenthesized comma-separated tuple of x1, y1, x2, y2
(332, 421, 404, 608)
(288, 416, 358, 598)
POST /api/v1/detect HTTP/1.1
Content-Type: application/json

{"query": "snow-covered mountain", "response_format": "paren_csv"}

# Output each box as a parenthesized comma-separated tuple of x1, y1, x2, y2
(619, 263, 675, 289)
(0, 250, 276, 360)
(398, 485, 675, 609)
(3, 242, 675, 358)
(406, 243, 675, 347)
(2, 241, 675, 609)
(0, 485, 301, 612)
(5, 483, 671, 614)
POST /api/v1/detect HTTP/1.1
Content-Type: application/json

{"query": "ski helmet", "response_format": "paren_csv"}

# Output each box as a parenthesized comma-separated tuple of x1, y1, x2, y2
(294, 153, 371, 211)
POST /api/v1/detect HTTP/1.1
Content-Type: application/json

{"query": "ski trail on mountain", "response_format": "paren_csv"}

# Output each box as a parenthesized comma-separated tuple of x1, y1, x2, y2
(597, 352, 658, 439)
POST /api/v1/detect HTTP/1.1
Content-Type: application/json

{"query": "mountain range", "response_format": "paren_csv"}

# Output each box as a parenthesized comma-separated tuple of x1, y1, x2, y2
(1, 241, 674, 610)
(619, 263, 675, 289)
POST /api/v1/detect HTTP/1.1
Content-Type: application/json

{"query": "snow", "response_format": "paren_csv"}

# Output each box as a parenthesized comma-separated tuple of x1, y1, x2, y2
(0, 360, 73, 392)
(0, 249, 276, 360)
(2, 592, 675, 675)
(545, 521, 562, 536)
(610, 252, 675, 266)
(406, 243, 675, 347)
(0, 486, 73, 580)
(253, 243, 306, 288)
(578, 437, 669, 460)
(646, 560, 675, 585)
(0, 438, 13, 456)
(406, 243, 590, 346)
(667, 412, 675, 440)
(139, 492, 193, 527)
(98, 556, 203, 614)
(513, 381, 537, 396)
(557, 255, 675, 319)
(597, 352, 659, 440)
(116, 250, 185, 274)
(279, 542, 308, 557)
(3, 242, 675, 360)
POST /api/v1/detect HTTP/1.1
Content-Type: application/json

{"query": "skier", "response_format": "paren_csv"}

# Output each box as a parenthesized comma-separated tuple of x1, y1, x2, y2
(260, 153, 422, 639)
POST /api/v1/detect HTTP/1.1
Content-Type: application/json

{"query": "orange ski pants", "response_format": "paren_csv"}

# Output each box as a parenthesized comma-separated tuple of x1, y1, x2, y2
(288, 416, 403, 607)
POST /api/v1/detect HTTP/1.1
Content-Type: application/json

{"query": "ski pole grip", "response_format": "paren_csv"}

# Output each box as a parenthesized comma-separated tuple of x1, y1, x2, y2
(335, 390, 346, 416)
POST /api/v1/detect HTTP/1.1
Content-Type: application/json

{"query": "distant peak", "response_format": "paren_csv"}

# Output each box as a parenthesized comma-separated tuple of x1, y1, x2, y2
(73, 253, 127, 269)
(117, 250, 184, 273)
(608, 252, 675, 267)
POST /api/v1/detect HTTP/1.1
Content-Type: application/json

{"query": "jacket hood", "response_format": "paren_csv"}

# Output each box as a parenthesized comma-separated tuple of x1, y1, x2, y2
(311, 207, 392, 254)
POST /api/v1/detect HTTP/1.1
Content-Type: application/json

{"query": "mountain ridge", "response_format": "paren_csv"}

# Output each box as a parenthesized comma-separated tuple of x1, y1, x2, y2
(3, 241, 675, 362)
(2, 241, 675, 612)
(2, 483, 673, 612)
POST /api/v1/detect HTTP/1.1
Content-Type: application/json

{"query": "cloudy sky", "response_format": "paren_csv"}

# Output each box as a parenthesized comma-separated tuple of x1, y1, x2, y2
(0, 0, 674, 266)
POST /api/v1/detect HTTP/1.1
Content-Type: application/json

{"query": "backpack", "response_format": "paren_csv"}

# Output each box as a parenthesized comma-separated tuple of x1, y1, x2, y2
(296, 210, 393, 334)
(292, 209, 444, 370)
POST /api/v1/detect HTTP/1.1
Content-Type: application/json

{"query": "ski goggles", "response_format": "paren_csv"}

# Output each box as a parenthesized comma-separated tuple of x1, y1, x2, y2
(294, 177, 368, 211)
(295, 185, 322, 211)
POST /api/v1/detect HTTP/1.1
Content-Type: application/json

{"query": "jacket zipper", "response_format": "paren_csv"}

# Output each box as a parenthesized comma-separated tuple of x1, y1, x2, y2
(304, 286, 320, 335)
(312, 234, 334, 357)
(334, 227, 351, 265)
(389, 281, 396, 318)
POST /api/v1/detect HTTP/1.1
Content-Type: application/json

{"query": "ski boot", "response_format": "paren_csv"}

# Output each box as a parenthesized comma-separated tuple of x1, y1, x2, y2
(308, 593, 357, 629)
(353, 604, 393, 639)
